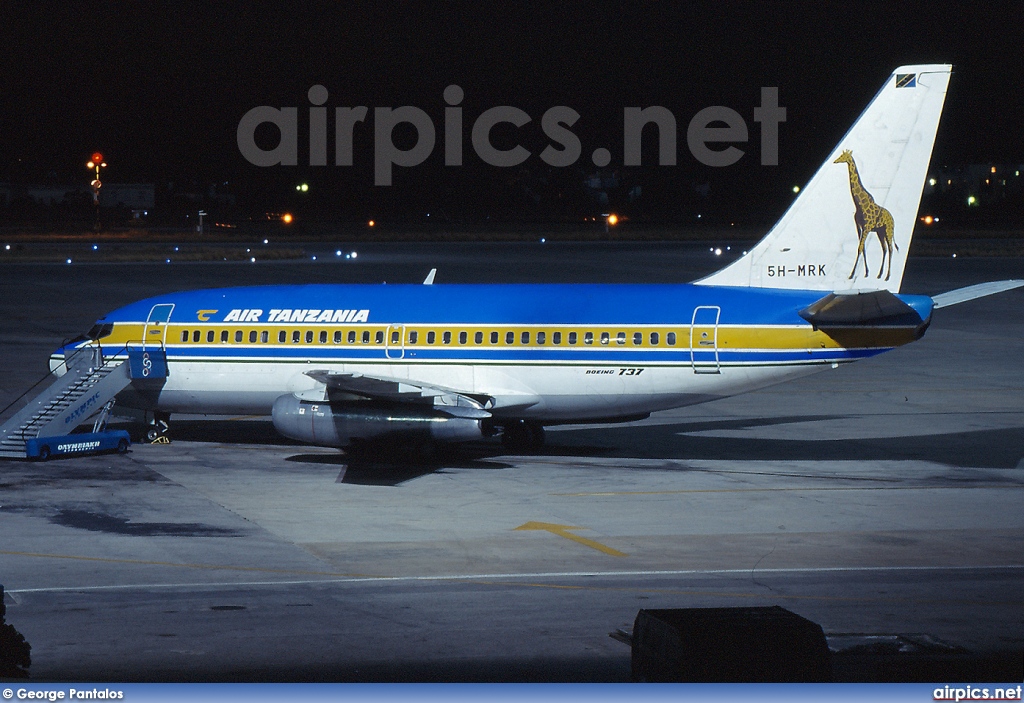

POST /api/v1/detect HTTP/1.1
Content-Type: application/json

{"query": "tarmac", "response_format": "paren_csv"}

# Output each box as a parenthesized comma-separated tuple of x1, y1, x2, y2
(0, 241, 1021, 681)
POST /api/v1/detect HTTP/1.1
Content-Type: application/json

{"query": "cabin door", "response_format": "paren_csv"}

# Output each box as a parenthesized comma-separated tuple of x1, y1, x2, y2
(690, 306, 721, 374)
(386, 324, 405, 359)
(143, 304, 174, 351)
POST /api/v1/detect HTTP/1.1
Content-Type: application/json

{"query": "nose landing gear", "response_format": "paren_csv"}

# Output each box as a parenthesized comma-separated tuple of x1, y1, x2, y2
(145, 411, 171, 443)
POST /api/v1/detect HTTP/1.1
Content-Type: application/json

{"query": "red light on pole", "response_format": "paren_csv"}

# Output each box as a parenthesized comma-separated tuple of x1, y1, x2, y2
(91, 152, 103, 164)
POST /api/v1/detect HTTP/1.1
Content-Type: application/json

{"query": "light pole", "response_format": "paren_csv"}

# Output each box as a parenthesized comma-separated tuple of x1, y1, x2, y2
(86, 152, 106, 231)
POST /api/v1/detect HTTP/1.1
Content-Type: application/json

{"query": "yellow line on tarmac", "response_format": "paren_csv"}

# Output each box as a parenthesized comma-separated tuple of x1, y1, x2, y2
(513, 521, 627, 557)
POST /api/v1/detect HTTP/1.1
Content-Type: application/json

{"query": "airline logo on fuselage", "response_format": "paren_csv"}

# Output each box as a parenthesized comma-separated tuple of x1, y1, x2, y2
(221, 308, 370, 323)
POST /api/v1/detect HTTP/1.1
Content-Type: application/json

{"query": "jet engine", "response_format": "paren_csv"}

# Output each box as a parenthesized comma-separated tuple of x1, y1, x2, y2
(271, 393, 488, 447)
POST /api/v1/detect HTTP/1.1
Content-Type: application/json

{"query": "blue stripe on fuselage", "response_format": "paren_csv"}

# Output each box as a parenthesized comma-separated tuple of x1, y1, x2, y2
(95, 283, 935, 327)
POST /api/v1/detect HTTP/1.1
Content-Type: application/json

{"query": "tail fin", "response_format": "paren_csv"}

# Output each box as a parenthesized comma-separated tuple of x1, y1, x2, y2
(697, 64, 952, 293)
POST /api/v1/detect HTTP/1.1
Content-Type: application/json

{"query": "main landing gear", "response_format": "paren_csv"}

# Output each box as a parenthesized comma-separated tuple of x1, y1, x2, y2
(500, 420, 545, 453)
(145, 411, 171, 443)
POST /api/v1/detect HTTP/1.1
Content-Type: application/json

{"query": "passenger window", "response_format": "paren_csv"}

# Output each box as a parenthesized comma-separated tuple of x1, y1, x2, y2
(235, 330, 243, 343)
(506, 331, 514, 344)
(409, 330, 418, 344)
(180, 330, 189, 343)
(600, 332, 610, 345)
(207, 330, 214, 343)
(616, 332, 626, 345)
(537, 331, 546, 345)
(192, 330, 201, 343)
(443, 331, 451, 345)
(319, 330, 327, 344)
(633, 332, 642, 345)
(375, 330, 384, 344)
(249, 330, 258, 343)
(334, 331, 341, 343)
(279, 330, 286, 343)
(348, 330, 356, 344)
(459, 331, 467, 345)
(521, 331, 530, 344)
(305, 330, 313, 343)
(568, 332, 577, 345)
(475, 331, 483, 344)
(391, 330, 400, 344)
(650, 332, 660, 345)
(490, 331, 498, 344)
(292, 330, 300, 343)
(553, 332, 562, 345)
(261, 331, 269, 343)
(221, 330, 229, 343)
(427, 331, 436, 344)
(667, 332, 677, 346)
(584, 332, 594, 345)
(361, 330, 370, 344)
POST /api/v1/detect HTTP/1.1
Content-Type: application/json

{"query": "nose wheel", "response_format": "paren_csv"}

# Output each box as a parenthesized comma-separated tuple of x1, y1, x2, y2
(145, 412, 171, 443)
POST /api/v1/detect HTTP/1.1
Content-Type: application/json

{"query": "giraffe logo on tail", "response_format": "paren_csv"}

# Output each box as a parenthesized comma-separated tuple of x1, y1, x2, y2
(834, 150, 898, 281)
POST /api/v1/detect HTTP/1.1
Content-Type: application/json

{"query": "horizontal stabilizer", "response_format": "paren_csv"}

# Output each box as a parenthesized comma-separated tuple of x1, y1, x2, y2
(931, 280, 1023, 309)
(799, 289, 922, 326)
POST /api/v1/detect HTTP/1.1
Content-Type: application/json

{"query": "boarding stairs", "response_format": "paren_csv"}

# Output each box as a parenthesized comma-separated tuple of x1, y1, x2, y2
(0, 345, 163, 459)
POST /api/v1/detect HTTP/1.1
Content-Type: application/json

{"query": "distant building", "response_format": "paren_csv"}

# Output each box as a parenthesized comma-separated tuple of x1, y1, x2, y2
(98, 183, 155, 209)
(0, 182, 155, 210)
(925, 164, 1024, 203)
(0, 183, 83, 206)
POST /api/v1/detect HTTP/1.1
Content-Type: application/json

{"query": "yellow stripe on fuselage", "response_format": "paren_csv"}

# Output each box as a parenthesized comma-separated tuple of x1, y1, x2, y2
(94, 321, 919, 353)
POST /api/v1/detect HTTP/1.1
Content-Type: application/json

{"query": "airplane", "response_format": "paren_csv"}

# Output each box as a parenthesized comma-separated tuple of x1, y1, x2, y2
(12, 64, 1022, 456)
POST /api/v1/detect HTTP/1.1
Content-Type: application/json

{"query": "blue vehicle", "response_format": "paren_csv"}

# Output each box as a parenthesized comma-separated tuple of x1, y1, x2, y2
(25, 431, 131, 461)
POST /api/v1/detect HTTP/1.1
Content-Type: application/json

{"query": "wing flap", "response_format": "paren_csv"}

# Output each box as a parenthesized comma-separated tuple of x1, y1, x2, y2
(304, 369, 493, 411)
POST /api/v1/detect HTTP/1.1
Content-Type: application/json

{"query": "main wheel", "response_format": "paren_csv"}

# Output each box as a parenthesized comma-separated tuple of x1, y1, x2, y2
(38, 445, 51, 461)
(501, 420, 545, 453)
(117, 438, 129, 454)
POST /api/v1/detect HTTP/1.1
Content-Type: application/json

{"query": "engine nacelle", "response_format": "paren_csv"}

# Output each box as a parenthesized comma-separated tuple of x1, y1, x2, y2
(271, 394, 486, 447)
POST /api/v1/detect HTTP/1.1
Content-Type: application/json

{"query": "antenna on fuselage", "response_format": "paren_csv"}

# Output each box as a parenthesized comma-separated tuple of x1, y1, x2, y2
(423, 268, 437, 285)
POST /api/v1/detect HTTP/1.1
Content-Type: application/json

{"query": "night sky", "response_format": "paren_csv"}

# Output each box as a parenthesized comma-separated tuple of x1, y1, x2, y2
(3, 1, 1021, 223)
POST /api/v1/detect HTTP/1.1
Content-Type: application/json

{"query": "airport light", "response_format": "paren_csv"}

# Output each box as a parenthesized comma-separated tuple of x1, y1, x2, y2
(792, 185, 800, 193)
(87, 152, 107, 230)
(296, 183, 309, 192)
(607, 214, 618, 226)
(87, 154, 107, 198)
(967, 195, 977, 206)
(282, 213, 293, 224)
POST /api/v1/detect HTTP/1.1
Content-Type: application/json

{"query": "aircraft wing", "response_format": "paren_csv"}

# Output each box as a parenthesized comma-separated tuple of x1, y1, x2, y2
(304, 369, 493, 416)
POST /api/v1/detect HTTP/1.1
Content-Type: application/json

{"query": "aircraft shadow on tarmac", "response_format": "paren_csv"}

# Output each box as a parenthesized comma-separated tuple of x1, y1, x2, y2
(284, 449, 515, 486)
(135, 414, 1024, 483)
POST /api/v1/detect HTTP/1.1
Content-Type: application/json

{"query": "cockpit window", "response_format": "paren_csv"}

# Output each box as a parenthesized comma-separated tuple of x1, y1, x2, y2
(86, 323, 114, 340)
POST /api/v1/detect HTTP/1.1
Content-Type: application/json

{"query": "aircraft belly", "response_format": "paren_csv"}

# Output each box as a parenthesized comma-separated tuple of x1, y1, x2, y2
(128, 357, 833, 419)
(127, 360, 312, 415)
